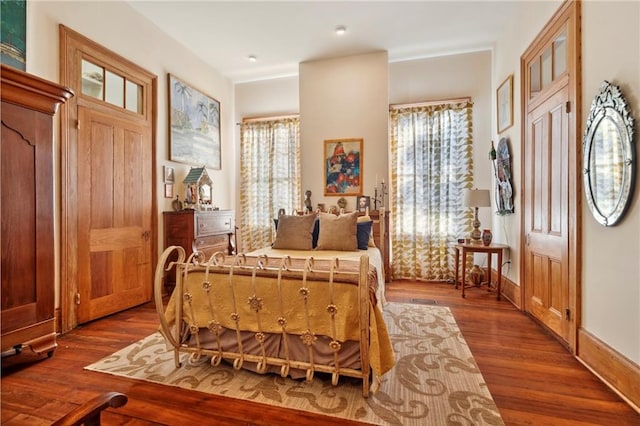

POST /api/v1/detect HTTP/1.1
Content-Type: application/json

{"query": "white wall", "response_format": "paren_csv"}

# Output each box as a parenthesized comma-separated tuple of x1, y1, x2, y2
(389, 51, 495, 269)
(494, 0, 639, 364)
(581, 0, 640, 363)
(27, 1, 234, 305)
(492, 0, 563, 287)
(299, 52, 389, 212)
(234, 76, 299, 250)
(235, 50, 495, 266)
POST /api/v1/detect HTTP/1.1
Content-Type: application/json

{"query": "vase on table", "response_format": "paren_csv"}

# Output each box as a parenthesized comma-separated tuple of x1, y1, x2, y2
(482, 229, 492, 246)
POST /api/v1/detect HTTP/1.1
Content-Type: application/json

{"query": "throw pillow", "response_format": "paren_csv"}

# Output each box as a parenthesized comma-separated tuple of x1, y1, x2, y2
(274, 217, 320, 248)
(316, 211, 358, 251)
(356, 221, 373, 250)
(272, 214, 317, 250)
(357, 214, 376, 247)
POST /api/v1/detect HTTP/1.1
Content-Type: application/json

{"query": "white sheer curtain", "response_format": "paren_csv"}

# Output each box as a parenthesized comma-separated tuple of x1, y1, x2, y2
(390, 101, 474, 281)
(239, 117, 301, 252)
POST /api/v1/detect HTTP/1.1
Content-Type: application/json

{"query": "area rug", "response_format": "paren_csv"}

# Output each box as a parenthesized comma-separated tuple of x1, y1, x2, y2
(85, 303, 503, 425)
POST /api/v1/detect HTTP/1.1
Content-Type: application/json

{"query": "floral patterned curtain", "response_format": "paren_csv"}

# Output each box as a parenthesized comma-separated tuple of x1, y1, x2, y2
(390, 101, 474, 281)
(240, 117, 301, 252)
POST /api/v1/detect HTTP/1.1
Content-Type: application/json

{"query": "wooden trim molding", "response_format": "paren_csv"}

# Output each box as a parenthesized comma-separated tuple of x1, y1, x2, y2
(488, 264, 639, 412)
(577, 328, 640, 412)
(489, 268, 520, 309)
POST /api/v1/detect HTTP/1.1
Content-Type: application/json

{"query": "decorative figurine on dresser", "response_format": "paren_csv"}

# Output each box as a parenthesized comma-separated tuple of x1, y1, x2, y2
(183, 166, 213, 210)
(1, 65, 73, 358)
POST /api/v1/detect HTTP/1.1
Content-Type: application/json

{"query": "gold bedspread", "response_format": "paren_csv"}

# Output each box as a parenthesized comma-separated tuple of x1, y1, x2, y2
(162, 255, 395, 379)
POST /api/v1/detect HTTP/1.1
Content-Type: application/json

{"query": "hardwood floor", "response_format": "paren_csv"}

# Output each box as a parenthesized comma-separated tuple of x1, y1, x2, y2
(2, 281, 638, 425)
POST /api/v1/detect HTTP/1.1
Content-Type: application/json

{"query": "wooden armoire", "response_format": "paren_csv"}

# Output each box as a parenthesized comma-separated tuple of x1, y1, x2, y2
(1, 65, 73, 357)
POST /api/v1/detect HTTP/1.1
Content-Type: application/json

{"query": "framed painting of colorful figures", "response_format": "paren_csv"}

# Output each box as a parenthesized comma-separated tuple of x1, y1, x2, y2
(324, 138, 362, 196)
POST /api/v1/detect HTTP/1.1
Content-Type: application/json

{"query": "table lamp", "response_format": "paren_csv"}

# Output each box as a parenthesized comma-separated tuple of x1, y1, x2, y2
(462, 189, 491, 244)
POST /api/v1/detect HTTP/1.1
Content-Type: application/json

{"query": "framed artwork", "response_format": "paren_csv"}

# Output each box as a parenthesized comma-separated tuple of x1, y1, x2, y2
(163, 165, 175, 183)
(164, 183, 174, 198)
(324, 138, 362, 196)
(497, 74, 513, 134)
(357, 196, 371, 212)
(168, 74, 221, 169)
(0, 0, 26, 70)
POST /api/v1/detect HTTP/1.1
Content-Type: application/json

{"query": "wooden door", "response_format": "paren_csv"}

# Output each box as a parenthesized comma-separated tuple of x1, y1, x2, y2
(523, 84, 570, 342)
(521, 1, 580, 349)
(60, 26, 157, 329)
(76, 106, 152, 323)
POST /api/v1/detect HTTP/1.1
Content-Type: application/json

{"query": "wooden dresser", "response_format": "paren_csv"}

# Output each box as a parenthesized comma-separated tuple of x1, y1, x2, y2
(162, 210, 236, 289)
(1, 65, 73, 357)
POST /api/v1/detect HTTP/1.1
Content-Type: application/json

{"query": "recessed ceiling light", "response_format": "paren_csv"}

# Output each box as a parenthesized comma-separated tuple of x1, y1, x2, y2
(335, 25, 346, 35)
(248, 55, 257, 62)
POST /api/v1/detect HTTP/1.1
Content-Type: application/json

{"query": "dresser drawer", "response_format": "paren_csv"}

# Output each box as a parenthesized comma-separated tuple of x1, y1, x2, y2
(194, 234, 230, 257)
(196, 212, 234, 237)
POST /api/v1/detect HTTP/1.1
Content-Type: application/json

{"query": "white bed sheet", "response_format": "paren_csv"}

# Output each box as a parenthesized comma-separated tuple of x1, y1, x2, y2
(246, 246, 386, 306)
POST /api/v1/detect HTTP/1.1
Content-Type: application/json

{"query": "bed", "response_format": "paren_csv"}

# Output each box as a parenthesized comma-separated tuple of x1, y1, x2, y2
(154, 210, 394, 397)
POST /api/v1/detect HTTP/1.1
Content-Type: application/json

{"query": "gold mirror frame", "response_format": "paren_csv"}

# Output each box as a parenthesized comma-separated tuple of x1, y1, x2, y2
(583, 81, 636, 226)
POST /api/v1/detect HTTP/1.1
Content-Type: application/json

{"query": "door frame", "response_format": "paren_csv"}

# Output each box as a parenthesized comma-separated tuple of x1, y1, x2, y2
(58, 25, 158, 332)
(520, 0, 581, 352)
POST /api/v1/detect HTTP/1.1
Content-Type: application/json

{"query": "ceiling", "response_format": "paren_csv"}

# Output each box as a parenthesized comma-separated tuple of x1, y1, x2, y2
(127, 1, 517, 83)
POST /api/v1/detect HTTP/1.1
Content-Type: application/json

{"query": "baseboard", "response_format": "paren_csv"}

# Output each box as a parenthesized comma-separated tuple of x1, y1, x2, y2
(486, 267, 639, 413)
(577, 328, 640, 413)
(489, 268, 520, 309)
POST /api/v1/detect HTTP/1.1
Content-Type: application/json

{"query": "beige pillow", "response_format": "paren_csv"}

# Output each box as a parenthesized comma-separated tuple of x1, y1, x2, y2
(357, 214, 376, 247)
(272, 214, 316, 250)
(316, 211, 358, 251)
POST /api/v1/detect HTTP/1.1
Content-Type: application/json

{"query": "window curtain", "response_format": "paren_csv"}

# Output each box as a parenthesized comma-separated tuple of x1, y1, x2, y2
(390, 101, 474, 281)
(240, 117, 301, 252)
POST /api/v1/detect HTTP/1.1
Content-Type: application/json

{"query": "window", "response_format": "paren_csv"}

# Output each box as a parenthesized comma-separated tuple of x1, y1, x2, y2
(528, 30, 567, 100)
(81, 58, 143, 113)
(389, 101, 474, 280)
(239, 117, 301, 252)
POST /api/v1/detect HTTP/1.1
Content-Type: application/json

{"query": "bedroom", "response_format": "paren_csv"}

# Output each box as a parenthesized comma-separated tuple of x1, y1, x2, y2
(1, 0, 639, 423)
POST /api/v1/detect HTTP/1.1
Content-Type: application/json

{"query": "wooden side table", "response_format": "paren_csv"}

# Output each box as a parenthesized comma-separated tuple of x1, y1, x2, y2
(454, 243, 508, 300)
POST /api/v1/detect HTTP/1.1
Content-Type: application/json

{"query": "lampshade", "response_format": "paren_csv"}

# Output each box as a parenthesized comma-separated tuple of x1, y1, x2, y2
(462, 189, 491, 208)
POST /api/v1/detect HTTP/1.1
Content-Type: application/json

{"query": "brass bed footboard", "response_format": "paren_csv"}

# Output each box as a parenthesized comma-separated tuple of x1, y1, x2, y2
(154, 246, 376, 397)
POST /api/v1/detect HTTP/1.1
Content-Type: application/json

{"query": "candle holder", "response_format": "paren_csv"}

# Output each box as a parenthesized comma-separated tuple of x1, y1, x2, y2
(373, 180, 387, 211)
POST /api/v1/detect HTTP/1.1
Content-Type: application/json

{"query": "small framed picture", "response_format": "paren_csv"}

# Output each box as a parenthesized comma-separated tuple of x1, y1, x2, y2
(497, 74, 513, 134)
(164, 183, 174, 198)
(164, 166, 175, 183)
(356, 195, 371, 212)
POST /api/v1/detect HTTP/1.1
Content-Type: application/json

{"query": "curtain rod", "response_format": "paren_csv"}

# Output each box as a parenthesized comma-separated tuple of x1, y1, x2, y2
(237, 113, 299, 125)
(389, 97, 471, 110)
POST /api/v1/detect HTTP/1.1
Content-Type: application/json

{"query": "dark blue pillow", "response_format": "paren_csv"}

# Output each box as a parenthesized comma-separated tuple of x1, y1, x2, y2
(356, 221, 373, 250)
(312, 218, 320, 248)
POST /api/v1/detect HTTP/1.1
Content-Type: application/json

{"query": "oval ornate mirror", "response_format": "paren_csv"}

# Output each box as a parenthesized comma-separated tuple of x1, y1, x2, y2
(583, 81, 636, 226)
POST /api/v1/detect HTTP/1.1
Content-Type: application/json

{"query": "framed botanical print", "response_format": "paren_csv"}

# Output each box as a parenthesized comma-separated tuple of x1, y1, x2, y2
(497, 74, 513, 134)
(324, 138, 362, 196)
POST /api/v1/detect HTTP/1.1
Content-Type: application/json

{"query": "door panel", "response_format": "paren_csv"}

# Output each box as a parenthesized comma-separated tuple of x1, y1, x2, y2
(524, 85, 569, 342)
(77, 106, 152, 323)
(521, 0, 579, 351)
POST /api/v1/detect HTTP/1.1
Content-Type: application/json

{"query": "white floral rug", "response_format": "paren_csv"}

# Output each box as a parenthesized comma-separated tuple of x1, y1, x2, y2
(86, 302, 503, 425)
